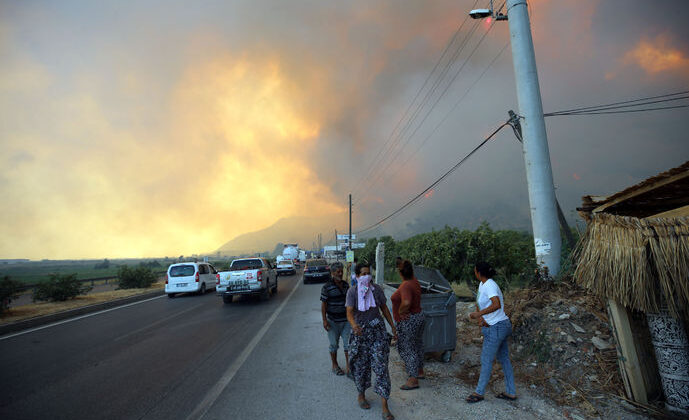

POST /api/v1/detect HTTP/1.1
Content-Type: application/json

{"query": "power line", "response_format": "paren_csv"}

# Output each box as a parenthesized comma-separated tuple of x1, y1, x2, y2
(349, 0, 481, 198)
(353, 19, 482, 201)
(355, 19, 499, 205)
(356, 121, 510, 234)
(545, 103, 689, 116)
(356, 40, 510, 208)
(353, 1, 495, 200)
(544, 90, 689, 116)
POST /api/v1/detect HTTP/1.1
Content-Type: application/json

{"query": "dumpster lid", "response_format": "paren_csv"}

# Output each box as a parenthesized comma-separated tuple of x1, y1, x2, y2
(413, 265, 453, 294)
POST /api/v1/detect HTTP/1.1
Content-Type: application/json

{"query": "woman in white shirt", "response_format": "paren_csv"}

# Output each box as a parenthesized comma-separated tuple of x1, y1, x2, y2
(466, 262, 516, 403)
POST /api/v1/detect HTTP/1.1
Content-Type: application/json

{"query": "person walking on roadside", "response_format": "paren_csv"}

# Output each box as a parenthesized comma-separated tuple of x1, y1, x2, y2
(346, 263, 397, 420)
(466, 262, 516, 403)
(391, 260, 425, 390)
(321, 262, 351, 377)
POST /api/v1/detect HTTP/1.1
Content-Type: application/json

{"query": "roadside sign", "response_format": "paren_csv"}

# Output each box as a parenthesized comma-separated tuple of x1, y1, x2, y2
(351, 242, 365, 249)
(337, 234, 356, 240)
(346, 251, 354, 262)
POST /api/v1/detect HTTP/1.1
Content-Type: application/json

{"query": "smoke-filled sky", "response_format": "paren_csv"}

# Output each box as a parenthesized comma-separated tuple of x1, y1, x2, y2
(1, 0, 688, 259)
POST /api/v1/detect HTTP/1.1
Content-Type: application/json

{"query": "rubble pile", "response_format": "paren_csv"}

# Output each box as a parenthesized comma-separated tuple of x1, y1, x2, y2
(454, 280, 629, 417)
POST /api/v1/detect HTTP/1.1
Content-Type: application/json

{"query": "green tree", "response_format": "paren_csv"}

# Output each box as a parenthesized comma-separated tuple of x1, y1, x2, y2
(33, 273, 92, 302)
(118, 265, 157, 289)
(362, 223, 537, 291)
(1, 275, 23, 313)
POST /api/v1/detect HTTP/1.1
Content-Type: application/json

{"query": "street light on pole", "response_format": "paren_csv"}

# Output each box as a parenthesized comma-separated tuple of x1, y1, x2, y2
(469, 0, 561, 277)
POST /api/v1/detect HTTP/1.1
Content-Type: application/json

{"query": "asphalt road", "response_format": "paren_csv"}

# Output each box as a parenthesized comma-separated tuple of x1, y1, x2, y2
(0, 272, 390, 420)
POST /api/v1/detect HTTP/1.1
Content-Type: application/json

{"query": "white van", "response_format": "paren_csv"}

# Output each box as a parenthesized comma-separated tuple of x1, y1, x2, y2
(165, 262, 218, 298)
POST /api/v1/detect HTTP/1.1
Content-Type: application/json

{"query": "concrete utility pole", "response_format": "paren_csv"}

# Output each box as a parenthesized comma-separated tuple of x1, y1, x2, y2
(505, 0, 561, 275)
(375, 242, 385, 285)
(348, 194, 352, 251)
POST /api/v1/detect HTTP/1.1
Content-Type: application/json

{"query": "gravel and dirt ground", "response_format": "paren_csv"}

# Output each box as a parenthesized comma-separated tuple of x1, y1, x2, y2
(381, 279, 665, 420)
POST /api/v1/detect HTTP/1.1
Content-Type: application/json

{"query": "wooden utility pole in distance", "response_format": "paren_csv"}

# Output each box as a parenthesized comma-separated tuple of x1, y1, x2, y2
(348, 194, 352, 251)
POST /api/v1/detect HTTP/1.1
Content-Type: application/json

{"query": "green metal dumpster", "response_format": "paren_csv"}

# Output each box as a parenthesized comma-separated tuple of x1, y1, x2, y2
(386, 265, 457, 362)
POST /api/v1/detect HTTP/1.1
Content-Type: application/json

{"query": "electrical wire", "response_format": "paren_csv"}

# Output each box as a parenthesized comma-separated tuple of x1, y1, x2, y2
(353, 1, 504, 203)
(355, 19, 499, 206)
(349, 0, 481, 199)
(353, 20, 482, 201)
(356, 40, 510, 207)
(352, 0, 497, 201)
(545, 103, 689, 116)
(356, 121, 510, 234)
(544, 90, 689, 116)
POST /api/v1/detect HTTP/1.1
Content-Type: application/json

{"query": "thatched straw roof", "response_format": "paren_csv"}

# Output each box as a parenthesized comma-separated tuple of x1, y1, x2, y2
(575, 215, 689, 318)
(575, 161, 689, 318)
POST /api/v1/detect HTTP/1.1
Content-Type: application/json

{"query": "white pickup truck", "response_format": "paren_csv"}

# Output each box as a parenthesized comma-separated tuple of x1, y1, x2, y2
(216, 257, 278, 304)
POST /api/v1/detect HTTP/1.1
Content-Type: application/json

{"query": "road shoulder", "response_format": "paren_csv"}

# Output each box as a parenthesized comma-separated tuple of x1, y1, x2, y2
(0, 288, 164, 336)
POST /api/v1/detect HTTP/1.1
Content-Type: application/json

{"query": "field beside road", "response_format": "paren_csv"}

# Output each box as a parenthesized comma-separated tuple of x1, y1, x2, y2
(0, 281, 165, 325)
(0, 261, 121, 284)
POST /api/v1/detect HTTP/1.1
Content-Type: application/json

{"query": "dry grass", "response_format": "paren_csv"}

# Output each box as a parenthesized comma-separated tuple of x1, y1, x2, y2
(574, 213, 689, 319)
(451, 282, 474, 298)
(453, 280, 629, 418)
(0, 281, 164, 325)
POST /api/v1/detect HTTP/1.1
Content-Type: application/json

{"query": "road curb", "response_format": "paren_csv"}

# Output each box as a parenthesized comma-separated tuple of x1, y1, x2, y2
(0, 289, 165, 336)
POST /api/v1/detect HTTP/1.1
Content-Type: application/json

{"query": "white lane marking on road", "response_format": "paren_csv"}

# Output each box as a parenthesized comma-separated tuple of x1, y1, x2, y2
(0, 295, 166, 341)
(114, 301, 206, 342)
(187, 279, 302, 420)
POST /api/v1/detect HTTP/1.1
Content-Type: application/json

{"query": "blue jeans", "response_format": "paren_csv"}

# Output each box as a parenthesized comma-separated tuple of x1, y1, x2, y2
(476, 319, 515, 396)
(327, 319, 351, 353)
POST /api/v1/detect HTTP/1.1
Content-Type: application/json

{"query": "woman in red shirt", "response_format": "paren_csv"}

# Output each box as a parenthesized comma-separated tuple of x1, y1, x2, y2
(391, 260, 425, 390)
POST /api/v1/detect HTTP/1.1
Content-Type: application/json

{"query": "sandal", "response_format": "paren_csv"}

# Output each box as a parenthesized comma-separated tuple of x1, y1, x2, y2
(382, 411, 395, 420)
(466, 393, 484, 403)
(400, 384, 419, 390)
(332, 366, 345, 376)
(496, 392, 517, 401)
(358, 399, 371, 409)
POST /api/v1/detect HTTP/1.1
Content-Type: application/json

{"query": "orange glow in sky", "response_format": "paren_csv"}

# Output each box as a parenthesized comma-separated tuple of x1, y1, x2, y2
(0, 53, 344, 259)
(624, 33, 689, 75)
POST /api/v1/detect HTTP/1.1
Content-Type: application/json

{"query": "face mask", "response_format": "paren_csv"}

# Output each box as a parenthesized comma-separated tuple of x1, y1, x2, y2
(358, 274, 372, 285)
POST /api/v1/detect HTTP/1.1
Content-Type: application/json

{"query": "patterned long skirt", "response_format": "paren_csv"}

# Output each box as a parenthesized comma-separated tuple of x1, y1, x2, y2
(348, 318, 392, 399)
(396, 311, 425, 377)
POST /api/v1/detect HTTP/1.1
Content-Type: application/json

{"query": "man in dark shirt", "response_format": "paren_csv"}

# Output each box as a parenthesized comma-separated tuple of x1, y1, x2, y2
(321, 262, 351, 376)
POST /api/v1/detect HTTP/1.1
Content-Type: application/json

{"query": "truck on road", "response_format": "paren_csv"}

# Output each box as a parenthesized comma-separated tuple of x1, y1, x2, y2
(283, 243, 300, 268)
(216, 257, 277, 303)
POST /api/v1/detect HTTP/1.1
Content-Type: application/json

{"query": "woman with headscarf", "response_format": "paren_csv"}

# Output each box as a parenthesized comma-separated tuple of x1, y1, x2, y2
(391, 259, 425, 390)
(466, 262, 516, 403)
(346, 262, 397, 420)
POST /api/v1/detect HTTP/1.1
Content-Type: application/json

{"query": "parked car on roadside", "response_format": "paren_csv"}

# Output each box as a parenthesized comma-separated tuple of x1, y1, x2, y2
(276, 259, 296, 276)
(216, 258, 277, 303)
(302, 259, 330, 284)
(166, 262, 218, 298)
